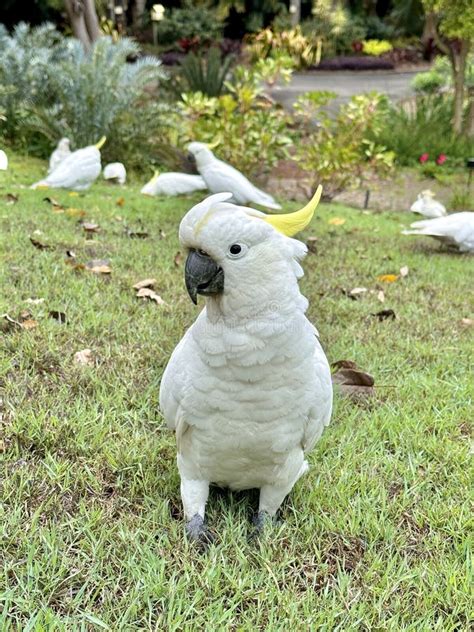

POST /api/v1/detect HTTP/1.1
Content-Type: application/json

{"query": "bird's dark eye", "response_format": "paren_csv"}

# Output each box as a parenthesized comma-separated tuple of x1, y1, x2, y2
(198, 249, 209, 257)
(229, 244, 241, 255)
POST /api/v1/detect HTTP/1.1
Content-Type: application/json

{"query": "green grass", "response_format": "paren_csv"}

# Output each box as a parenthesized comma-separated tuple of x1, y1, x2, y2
(0, 152, 472, 631)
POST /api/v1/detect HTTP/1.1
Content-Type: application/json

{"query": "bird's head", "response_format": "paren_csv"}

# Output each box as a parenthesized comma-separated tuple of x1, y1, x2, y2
(187, 142, 215, 168)
(179, 188, 322, 315)
(58, 138, 70, 150)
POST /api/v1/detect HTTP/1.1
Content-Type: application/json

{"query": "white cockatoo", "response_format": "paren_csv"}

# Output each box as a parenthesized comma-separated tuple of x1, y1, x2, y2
(159, 186, 333, 542)
(31, 136, 106, 191)
(187, 142, 281, 210)
(0, 149, 8, 171)
(403, 212, 474, 253)
(48, 138, 71, 174)
(141, 171, 207, 196)
(103, 162, 126, 185)
(410, 190, 446, 218)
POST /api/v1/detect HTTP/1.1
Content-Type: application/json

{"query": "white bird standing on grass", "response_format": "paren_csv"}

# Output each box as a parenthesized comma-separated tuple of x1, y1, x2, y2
(403, 212, 474, 252)
(187, 142, 281, 210)
(31, 136, 106, 191)
(141, 171, 207, 196)
(48, 138, 71, 174)
(0, 149, 8, 170)
(159, 186, 332, 543)
(103, 162, 126, 185)
(410, 190, 447, 218)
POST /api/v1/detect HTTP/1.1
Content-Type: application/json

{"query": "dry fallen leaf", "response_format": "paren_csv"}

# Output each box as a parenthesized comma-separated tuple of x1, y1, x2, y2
(306, 236, 318, 253)
(5, 193, 18, 204)
(332, 360, 375, 400)
(371, 309, 396, 322)
(30, 237, 53, 251)
(66, 207, 87, 218)
(1, 312, 37, 331)
(86, 259, 111, 274)
(377, 274, 398, 283)
(126, 228, 149, 239)
(43, 196, 65, 212)
(25, 297, 45, 305)
(116, 197, 125, 207)
(133, 278, 156, 290)
(328, 217, 346, 226)
(460, 318, 473, 327)
(376, 290, 385, 303)
(400, 265, 409, 278)
(49, 310, 67, 324)
(136, 287, 166, 305)
(21, 319, 38, 330)
(159, 229, 167, 239)
(82, 222, 100, 233)
(349, 287, 367, 297)
(174, 252, 183, 267)
(74, 348, 94, 366)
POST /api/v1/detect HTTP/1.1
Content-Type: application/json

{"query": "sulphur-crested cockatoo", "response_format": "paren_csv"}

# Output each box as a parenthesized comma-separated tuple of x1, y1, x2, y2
(103, 162, 126, 185)
(31, 137, 106, 191)
(410, 190, 446, 218)
(0, 149, 8, 171)
(141, 171, 207, 196)
(159, 186, 332, 542)
(403, 212, 474, 253)
(48, 138, 71, 174)
(187, 142, 281, 210)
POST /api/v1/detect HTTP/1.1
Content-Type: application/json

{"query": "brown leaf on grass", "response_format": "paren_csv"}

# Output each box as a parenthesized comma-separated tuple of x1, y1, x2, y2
(126, 228, 149, 239)
(43, 196, 65, 212)
(49, 310, 67, 324)
(344, 287, 367, 300)
(116, 197, 125, 207)
(377, 274, 398, 283)
(399, 265, 409, 278)
(21, 318, 38, 330)
(133, 278, 156, 290)
(460, 318, 473, 327)
(136, 287, 166, 305)
(65, 208, 87, 218)
(174, 252, 183, 267)
(328, 217, 346, 226)
(82, 222, 100, 233)
(159, 229, 167, 239)
(1, 313, 37, 331)
(30, 237, 53, 251)
(371, 309, 396, 322)
(332, 360, 375, 400)
(306, 236, 318, 253)
(86, 259, 111, 274)
(5, 193, 18, 204)
(74, 348, 94, 366)
(376, 290, 385, 303)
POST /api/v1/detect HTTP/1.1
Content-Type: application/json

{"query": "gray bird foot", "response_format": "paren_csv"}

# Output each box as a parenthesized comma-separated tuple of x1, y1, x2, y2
(249, 511, 273, 540)
(185, 514, 214, 547)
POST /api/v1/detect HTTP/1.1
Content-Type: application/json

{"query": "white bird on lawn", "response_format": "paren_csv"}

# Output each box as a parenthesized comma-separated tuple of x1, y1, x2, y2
(410, 190, 446, 218)
(48, 138, 71, 174)
(187, 142, 281, 210)
(403, 212, 474, 253)
(0, 149, 8, 170)
(159, 186, 332, 543)
(103, 162, 126, 185)
(140, 171, 207, 196)
(31, 136, 106, 191)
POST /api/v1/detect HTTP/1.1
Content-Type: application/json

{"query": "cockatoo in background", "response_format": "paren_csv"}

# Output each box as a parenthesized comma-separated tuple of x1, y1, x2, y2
(159, 186, 333, 543)
(403, 212, 474, 253)
(410, 190, 447, 218)
(31, 136, 106, 191)
(141, 171, 207, 196)
(0, 149, 8, 170)
(48, 138, 71, 174)
(187, 142, 281, 210)
(103, 162, 126, 185)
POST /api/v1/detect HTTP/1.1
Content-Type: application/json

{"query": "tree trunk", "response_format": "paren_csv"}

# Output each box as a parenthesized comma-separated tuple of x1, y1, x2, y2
(83, 0, 101, 42)
(132, 0, 147, 28)
(64, 0, 101, 50)
(451, 39, 469, 135)
(289, 0, 301, 27)
(465, 87, 474, 139)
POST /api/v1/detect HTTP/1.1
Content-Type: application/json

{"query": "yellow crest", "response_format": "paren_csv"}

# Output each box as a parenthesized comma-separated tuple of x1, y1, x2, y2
(95, 136, 107, 150)
(263, 185, 322, 236)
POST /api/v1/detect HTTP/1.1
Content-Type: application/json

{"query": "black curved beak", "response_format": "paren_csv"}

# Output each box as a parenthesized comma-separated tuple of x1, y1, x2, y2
(187, 152, 196, 165)
(185, 249, 224, 304)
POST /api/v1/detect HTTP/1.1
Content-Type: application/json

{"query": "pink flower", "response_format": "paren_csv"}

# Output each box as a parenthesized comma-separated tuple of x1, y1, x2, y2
(419, 153, 429, 163)
(436, 153, 447, 165)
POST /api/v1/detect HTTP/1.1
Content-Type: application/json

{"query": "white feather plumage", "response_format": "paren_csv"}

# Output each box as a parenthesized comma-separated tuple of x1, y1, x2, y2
(410, 190, 446, 218)
(403, 212, 474, 252)
(48, 138, 71, 174)
(32, 143, 102, 191)
(141, 172, 207, 196)
(103, 162, 126, 185)
(0, 149, 8, 171)
(159, 193, 332, 523)
(187, 142, 281, 210)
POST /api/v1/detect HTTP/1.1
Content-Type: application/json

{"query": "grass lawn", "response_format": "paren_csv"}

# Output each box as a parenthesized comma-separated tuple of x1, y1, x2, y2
(1, 151, 472, 630)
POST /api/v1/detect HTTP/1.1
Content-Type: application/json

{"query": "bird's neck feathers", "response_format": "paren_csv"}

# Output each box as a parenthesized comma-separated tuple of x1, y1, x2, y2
(195, 149, 214, 169)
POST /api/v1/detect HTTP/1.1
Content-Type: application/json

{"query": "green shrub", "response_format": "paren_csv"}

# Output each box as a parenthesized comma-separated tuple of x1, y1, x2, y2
(245, 26, 320, 69)
(293, 91, 395, 198)
(362, 39, 393, 56)
(411, 71, 445, 94)
(155, 6, 223, 47)
(302, 2, 366, 57)
(374, 94, 471, 166)
(173, 47, 235, 97)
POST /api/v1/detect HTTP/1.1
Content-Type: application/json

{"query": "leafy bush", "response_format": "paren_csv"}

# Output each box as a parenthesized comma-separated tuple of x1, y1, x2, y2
(173, 47, 235, 97)
(302, 2, 366, 58)
(362, 39, 393, 56)
(374, 94, 471, 166)
(155, 6, 223, 48)
(245, 26, 320, 69)
(411, 70, 445, 94)
(167, 61, 292, 175)
(293, 92, 394, 199)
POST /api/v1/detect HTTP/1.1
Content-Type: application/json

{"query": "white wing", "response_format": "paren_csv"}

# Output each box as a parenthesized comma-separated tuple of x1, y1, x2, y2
(403, 212, 474, 252)
(302, 341, 333, 453)
(0, 150, 8, 171)
(159, 329, 193, 429)
(32, 147, 101, 191)
(103, 162, 126, 184)
(141, 173, 207, 196)
(201, 160, 281, 209)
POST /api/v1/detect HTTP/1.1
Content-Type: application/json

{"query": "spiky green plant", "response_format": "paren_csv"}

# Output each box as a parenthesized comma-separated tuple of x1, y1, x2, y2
(174, 47, 235, 97)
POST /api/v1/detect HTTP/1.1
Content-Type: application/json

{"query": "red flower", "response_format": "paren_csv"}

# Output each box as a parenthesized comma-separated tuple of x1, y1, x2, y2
(419, 153, 429, 163)
(436, 153, 447, 165)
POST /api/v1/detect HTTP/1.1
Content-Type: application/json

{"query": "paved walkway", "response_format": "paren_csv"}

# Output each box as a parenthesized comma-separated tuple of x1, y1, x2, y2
(271, 69, 421, 110)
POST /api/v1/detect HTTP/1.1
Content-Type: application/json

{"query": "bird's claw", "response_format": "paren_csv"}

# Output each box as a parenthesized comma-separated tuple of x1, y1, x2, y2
(185, 514, 214, 547)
